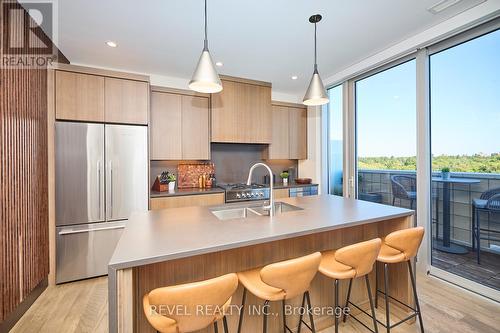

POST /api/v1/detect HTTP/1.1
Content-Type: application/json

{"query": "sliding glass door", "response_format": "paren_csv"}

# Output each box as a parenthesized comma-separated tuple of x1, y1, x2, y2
(326, 85, 343, 195)
(430, 28, 500, 291)
(355, 60, 417, 212)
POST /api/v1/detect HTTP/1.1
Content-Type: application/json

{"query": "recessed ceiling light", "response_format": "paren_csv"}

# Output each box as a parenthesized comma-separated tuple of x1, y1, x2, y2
(215, 62, 223, 67)
(427, 0, 461, 14)
(105, 41, 118, 48)
(291, 75, 298, 80)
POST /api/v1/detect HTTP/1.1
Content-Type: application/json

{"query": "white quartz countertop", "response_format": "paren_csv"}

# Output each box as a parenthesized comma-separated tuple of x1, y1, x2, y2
(109, 195, 413, 270)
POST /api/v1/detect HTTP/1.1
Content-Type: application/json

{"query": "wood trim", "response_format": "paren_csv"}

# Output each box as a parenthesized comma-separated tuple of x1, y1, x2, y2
(47, 69, 56, 286)
(150, 86, 210, 98)
(49, 63, 150, 82)
(219, 75, 271, 87)
(117, 269, 134, 333)
(271, 100, 307, 109)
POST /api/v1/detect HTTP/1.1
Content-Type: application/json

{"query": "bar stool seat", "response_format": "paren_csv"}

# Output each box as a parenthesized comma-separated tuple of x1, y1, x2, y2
(374, 226, 425, 333)
(319, 238, 382, 333)
(143, 273, 238, 333)
(318, 250, 356, 280)
(237, 268, 286, 301)
(237, 252, 321, 333)
(377, 243, 406, 264)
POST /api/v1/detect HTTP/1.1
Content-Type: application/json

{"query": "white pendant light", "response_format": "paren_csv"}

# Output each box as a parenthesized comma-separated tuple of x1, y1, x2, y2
(303, 14, 329, 106)
(189, 0, 222, 93)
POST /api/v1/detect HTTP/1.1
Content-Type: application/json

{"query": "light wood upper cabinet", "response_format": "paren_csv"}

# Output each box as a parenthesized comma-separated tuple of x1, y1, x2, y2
(266, 105, 289, 159)
(211, 78, 272, 143)
(289, 106, 307, 159)
(104, 78, 149, 125)
(150, 92, 182, 160)
(265, 102, 307, 160)
(55, 71, 105, 122)
(150, 89, 210, 160)
(182, 95, 210, 160)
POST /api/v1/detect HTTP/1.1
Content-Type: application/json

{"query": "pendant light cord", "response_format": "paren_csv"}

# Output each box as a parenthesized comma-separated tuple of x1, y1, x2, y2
(204, 0, 208, 50)
(314, 22, 318, 72)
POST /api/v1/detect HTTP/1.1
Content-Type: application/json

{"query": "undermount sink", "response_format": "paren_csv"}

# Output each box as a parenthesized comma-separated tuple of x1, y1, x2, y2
(210, 202, 303, 221)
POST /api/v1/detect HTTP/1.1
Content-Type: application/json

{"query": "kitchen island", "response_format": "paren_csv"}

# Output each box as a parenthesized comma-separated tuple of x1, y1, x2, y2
(108, 195, 415, 333)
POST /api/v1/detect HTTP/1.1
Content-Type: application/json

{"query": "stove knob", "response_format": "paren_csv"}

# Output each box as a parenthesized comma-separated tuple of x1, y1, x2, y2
(236, 193, 241, 199)
(259, 192, 264, 197)
(241, 193, 246, 198)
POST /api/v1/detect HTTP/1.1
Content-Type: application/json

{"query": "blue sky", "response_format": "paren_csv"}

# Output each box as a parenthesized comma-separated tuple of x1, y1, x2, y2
(330, 28, 499, 158)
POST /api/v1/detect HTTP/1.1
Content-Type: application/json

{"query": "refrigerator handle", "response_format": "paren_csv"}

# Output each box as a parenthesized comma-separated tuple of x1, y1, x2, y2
(58, 225, 125, 235)
(97, 160, 101, 220)
(109, 160, 113, 219)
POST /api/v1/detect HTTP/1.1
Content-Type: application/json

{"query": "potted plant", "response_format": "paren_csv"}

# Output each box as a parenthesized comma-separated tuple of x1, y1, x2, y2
(167, 172, 176, 192)
(280, 171, 289, 186)
(441, 167, 450, 180)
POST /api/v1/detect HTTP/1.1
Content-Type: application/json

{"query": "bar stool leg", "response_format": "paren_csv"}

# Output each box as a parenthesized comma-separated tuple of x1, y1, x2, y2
(297, 292, 306, 333)
(342, 278, 353, 323)
(365, 275, 379, 333)
(334, 279, 339, 333)
(223, 316, 229, 333)
(214, 321, 219, 333)
(263, 300, 270, 333)
(237, 288, 247, 333)
(375, 264, 379, 309)
(282, 299, 287, 333)
(384, 263, 390, 333)
(407, 261, 424, 333)
(305, 291, 317, 333)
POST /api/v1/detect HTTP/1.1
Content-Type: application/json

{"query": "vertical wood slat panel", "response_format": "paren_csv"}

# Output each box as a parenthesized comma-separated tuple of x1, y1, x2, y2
(1, 0, 61, 323)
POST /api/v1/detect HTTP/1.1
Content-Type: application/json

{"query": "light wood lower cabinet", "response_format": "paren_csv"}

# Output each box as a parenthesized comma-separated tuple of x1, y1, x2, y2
(55, 71, 105, 122)
(105, 77, 149, 125)
(150, 193, 225, 210)
(265, 102, 307, 160)
(273, 188, 290, 199)
(150, 88, 210, 160)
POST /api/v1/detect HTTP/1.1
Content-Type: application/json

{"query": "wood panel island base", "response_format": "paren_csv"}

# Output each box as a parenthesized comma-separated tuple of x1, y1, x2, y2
(108, 196, 415, 333)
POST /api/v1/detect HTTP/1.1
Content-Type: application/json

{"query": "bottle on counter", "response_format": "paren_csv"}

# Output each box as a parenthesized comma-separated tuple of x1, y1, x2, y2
(202, 174, 207, 188)
(198, 175, 203, 188)
(206, 175, 212, 188)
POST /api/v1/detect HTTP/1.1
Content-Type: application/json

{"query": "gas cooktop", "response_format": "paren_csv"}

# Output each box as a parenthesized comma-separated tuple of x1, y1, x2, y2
(218, 183, 270, 203)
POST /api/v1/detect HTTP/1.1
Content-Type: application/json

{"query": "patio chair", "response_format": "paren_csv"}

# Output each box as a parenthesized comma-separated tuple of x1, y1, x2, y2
(390, 175, 439, 229)
(472, 188, 500, 264)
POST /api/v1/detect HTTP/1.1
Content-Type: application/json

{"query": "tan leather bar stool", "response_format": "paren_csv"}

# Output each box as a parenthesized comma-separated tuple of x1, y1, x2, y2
(143, 273, 238, 333)
(319, 238, 382, 333)
(374, 227, 424, 333)
(237, 252, 322, 333)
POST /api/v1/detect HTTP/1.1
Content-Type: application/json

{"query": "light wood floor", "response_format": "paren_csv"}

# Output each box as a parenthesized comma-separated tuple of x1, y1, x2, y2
(11, 274, 500, 333)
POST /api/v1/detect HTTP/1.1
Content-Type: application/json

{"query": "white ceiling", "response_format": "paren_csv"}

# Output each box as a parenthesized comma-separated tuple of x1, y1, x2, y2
(41, 0, 490, 96)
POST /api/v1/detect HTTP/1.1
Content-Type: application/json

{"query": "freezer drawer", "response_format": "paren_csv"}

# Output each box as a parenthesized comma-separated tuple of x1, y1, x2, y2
(56, 221, 125, 284)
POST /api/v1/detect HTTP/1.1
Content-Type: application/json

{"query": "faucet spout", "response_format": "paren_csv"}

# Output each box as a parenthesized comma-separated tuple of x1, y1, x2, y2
(247, 163, 274, 216)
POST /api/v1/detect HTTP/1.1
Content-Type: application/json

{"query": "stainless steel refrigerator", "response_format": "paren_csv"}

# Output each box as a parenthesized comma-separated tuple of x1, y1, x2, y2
(55, 122, 148, 283)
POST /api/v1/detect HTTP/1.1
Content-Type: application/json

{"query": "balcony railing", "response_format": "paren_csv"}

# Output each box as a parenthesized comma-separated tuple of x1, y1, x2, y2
(358, 169, 500, 250)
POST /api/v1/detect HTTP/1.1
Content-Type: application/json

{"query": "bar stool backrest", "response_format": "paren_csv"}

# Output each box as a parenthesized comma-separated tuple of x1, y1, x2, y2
(486, 193, 500, 212)
(385, 226, 424, 260)
(145, 273, 238, 332)
(480, 187, 500, 200)
(260, 252, 321, 299)
(335, 238, 382, 277)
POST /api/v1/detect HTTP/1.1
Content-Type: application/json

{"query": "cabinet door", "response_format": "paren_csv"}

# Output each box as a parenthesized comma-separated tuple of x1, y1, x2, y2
(266, 105, 289, 159)
(150, 193, 225, 210)
(289, 107, 307, 159)
(211, 79, 238, 142)
(182, 95, 210, 160)
(105, 77, 149, 125)
(150, 92, 182, 160)
(211, 79, 272, 143)
(55, 71, 105, 122)
(274, 188, 290, 199)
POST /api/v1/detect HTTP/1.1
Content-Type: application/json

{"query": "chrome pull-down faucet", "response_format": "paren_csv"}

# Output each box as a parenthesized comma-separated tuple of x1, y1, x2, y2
(247, 162, 274, 216)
